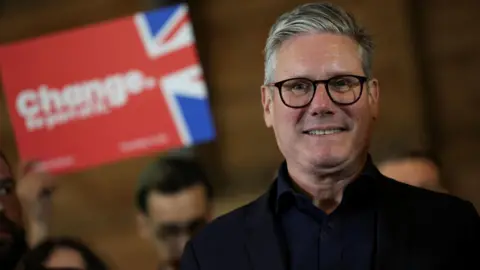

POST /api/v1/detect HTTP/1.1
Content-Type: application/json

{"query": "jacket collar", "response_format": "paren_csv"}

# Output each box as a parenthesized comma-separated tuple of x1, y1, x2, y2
(243, 157, 413, 270)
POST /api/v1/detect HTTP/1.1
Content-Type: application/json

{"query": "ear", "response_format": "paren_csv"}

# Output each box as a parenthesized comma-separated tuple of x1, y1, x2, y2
(136, 213, 150, 240)
(367, 79, 380, 120)
(261, 85, 273, 128)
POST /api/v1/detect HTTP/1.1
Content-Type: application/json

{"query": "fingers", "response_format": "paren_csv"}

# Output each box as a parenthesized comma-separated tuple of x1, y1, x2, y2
(16, 160, 57, 203)
(17, 160, 45, 178)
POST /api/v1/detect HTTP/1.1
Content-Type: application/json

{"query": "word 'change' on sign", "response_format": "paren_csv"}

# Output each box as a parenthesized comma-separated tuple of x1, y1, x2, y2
(0, 3, 216, 174)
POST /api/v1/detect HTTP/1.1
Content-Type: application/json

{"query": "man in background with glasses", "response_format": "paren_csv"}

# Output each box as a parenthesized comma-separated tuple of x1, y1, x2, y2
(180, 2, 479, 270)
(136, 153, 213, 270)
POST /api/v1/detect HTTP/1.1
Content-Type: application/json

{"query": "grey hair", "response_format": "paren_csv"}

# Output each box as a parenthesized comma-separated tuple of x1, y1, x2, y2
(264, 2, 374, 84)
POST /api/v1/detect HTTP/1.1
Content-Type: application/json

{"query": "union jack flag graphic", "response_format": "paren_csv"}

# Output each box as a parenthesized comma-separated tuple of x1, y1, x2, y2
(0, 3, 216, 174)
(134, 4, 194, 59)
(134, 4, 215, 146)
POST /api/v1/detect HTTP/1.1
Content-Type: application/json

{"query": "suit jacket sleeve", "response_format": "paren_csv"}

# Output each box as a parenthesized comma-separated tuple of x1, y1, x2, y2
(460, 202, 480, 267)
(180, 240, 200, 270)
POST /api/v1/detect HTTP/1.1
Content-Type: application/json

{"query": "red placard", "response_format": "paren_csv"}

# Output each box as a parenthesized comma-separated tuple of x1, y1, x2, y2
(0, 4, 216, 174)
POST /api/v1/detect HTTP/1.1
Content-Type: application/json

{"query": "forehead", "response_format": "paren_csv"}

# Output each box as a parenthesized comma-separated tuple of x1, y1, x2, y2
(146, 184, 208, 223)
(274, 33, 363, 80)
(44, 247, 85, 268)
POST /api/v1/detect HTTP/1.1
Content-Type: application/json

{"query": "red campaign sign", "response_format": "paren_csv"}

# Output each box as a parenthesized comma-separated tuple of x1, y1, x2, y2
(0, 4, 216, 174)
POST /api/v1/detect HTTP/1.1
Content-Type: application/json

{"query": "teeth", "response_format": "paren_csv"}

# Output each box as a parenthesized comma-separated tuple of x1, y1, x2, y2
(307, 129, 342, 135)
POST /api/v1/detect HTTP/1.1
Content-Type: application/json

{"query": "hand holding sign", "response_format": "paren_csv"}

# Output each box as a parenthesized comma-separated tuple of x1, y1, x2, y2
(16, 161, 56, 246)
(0, 3, 215, 174)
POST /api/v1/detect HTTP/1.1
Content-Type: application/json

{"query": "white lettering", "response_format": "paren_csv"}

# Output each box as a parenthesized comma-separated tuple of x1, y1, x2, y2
(125, 70, 144, 94)
(39, 85, 63, 113)
(119, 133, 169, 153)
(15, 70, 156, 131)
(37, 156, 75, 171)
(16, 90, 39, 118)
(62, 85, 84, 107)
(103, 74, 128, 107)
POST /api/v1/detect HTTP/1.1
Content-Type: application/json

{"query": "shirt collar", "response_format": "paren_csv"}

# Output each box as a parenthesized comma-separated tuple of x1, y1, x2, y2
(275, 154, 379, 213)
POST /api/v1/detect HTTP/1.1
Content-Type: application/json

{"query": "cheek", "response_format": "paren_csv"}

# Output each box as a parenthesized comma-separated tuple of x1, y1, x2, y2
(349, 108, 374, 144)
(345, 100, 372, 127)
(272, 103, 302, 132)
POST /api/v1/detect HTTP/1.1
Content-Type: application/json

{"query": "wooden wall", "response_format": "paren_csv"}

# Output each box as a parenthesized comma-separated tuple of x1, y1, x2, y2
(0, 0, 477, 269)
(412, 0, 480, 208)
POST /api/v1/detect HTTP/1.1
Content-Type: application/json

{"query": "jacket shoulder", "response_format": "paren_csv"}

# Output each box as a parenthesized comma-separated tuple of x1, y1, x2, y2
(380, 175, 478, 221)
(190, 194, 262, 246)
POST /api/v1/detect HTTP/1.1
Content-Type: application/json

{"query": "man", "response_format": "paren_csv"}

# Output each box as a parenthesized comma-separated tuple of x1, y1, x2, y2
(0, 151, 54, 270)
(136, 154, 213, 270)
(378, 150, 448, 193)
(180, 2, 480, 270)
(0, 151, 27, 270)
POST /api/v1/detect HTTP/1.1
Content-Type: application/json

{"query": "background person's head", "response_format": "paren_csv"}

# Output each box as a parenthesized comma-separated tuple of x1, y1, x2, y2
(16, 236, 108, 270)
(261, 2, 380, 176)
(0, 150, 28, 270)
(136, 154, 213, 269)
(378, 150, 447, 193)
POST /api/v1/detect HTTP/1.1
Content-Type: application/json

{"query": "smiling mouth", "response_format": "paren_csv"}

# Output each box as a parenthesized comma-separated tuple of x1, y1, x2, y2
(303, 128, 346, 136)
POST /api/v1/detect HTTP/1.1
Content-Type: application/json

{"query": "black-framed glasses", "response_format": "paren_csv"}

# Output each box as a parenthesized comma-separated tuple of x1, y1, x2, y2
(155, 217, 207, 241)
(267, 75, 368, 108)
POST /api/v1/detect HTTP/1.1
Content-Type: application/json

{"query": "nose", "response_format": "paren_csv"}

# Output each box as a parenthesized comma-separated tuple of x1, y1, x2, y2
(308, 83, 335, 114)
(168, 234, 191, 258)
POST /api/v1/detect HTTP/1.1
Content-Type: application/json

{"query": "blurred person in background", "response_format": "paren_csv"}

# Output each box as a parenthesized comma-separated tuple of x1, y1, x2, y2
(378, 150, 448, 193)
(0, 151, 27, 270)
(15, 236, 108, 270)
(0, 151, 54, 270)
(180, 2, 480, 270)
(135, 154, 213, 270)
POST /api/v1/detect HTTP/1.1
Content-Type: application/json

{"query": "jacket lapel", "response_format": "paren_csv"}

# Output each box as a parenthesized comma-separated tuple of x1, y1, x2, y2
(374, 178, 413, 270)
(245, 182, 287, 270)
(243, 164, 415, 270)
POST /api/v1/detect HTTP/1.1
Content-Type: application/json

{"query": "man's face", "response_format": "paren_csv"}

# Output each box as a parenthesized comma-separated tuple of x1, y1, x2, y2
(43, 247, 86, 269)
(0, 156, 27, 268)
(379, 158, 446, 193)
(261, 33, 379, 173)
(137, 184, 210, 269)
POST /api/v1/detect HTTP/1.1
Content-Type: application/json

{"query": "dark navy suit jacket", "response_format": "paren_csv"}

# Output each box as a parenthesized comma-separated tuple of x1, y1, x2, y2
(180, 165, 480, 270)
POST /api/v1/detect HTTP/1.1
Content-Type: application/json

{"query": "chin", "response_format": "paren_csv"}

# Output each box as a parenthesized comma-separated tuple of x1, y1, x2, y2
(302, 146, 351, 170)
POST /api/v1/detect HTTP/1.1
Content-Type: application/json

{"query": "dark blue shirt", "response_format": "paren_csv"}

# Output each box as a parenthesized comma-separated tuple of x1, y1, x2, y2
(276, 158, 378, 270)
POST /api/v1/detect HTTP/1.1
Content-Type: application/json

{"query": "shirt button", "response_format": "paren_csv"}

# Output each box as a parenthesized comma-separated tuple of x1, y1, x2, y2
(320, 230, 328, 240)
(327, 221, 335, 229)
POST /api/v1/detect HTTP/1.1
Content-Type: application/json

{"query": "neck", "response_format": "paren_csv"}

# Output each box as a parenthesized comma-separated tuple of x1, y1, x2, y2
(158, 263, 176, 270)
(287, 155, 367, 214)
(158, 258, 180, 270)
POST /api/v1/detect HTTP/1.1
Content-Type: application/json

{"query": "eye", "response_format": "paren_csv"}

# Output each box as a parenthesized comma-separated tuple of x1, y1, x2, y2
(329, 76, 360, 91)
(0, 179, 14, 196)
(187, 218, 207, 234)
(282, 79, 312, 93)
(0, 186, 13, 196)
(292, 82, 309, 90)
